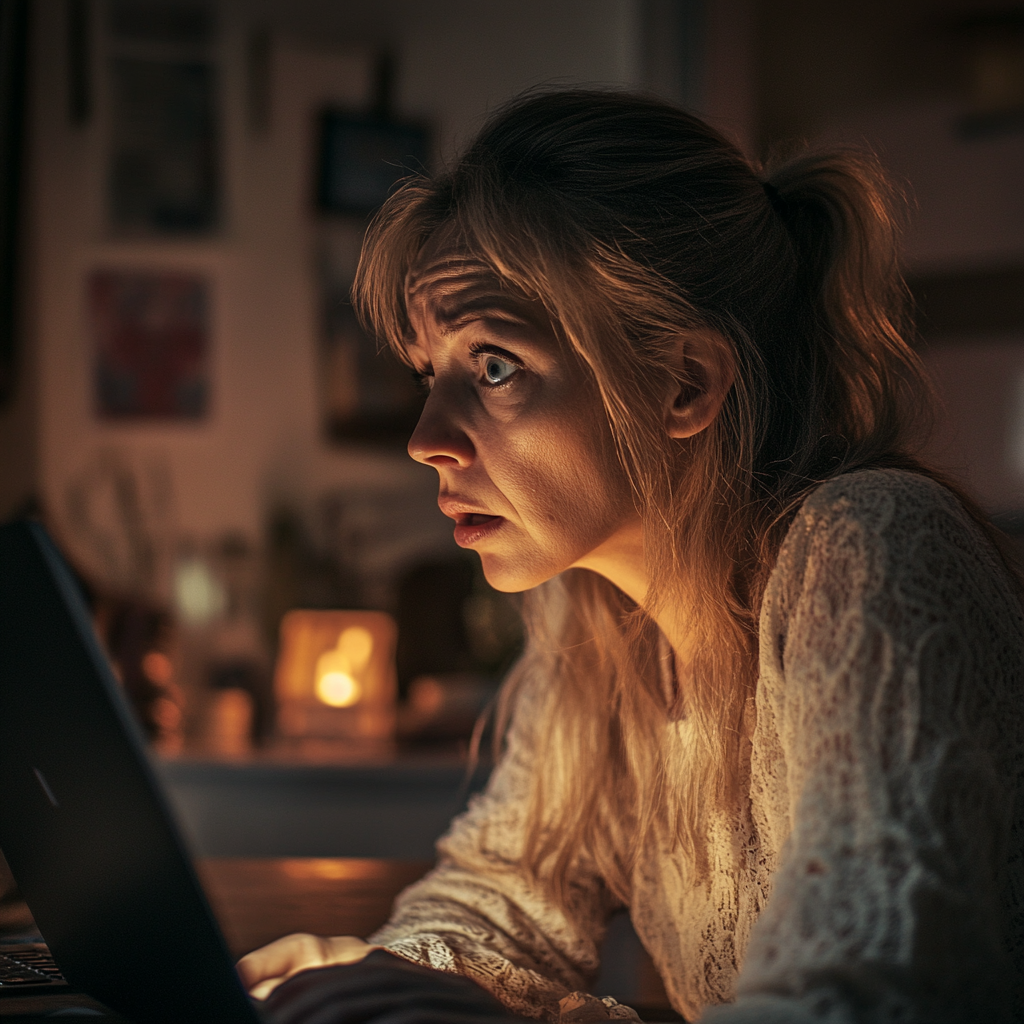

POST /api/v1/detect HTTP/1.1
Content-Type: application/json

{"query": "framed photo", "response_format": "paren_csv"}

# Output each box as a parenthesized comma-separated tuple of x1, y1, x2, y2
(106, 1, 219, 235)
(89, 269, 211, 420)
(317, 111, 429, 215)
(108, 58, 219, 234)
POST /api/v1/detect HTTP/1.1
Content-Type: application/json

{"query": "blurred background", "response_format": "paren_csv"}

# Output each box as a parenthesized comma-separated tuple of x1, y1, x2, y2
(0, 0, 1020, 1012)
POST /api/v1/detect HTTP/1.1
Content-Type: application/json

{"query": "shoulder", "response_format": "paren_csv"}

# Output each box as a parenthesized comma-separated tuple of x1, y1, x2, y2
(788, 467, 977, 549)
(761, 468, 1024, 666)
(770, 468, 1010, 601)
(760, 468, 1023, 686)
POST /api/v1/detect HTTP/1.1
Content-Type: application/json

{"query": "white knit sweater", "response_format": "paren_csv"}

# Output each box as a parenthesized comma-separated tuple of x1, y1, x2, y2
(372, 471, 1024, 1023)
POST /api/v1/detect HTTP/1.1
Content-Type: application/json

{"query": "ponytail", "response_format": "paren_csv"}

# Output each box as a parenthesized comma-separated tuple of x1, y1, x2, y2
(749, 149, 931, 498)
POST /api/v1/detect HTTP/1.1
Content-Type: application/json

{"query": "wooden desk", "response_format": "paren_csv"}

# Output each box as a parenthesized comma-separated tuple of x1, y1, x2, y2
(197, 857, 433, 957)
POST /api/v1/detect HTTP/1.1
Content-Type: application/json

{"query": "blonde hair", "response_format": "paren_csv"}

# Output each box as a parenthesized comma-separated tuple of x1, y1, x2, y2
(353, 90, 985, 906)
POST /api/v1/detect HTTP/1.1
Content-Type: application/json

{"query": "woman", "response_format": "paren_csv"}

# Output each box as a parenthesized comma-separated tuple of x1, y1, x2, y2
(240, 91, 1024, 1023)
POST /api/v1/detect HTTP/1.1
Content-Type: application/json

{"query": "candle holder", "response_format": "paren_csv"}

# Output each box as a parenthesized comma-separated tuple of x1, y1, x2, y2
(274, 610, 397, 746)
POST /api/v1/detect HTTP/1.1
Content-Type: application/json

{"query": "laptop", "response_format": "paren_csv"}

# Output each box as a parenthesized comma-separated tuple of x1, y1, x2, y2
(0, 520, 263, 1023)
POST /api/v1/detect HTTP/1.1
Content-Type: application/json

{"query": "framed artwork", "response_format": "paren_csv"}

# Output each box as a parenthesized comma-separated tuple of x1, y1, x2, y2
(106, 0, 219, 234)
(316, 111, 429, 215)
(89, 269, 211, 420)
(108, 58, 219, 234)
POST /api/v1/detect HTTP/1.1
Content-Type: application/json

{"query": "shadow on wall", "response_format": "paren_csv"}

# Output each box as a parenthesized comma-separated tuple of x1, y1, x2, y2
(909, 266, 1024, 515)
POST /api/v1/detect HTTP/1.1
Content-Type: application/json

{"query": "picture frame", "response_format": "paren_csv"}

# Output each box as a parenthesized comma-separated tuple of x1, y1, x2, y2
(89, 268, 212, 420)
(106, 0, 220, 235)
(316, 110, 429, 216)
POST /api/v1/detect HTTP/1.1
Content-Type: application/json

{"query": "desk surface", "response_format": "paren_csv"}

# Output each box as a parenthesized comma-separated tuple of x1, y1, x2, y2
(1, 858, 677, 1021)
(198, 857, 433, 958)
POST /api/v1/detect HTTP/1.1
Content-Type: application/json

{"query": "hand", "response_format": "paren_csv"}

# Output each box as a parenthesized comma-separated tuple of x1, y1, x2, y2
(237, 933, 380, 999)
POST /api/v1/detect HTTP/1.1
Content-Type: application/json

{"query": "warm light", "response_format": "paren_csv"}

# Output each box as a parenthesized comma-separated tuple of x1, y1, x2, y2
(338, 626, 373, 668)
(312, 626, 374, 706)
(274, 610, 398, 742)
(316, 670, 361, 707)
(279, 859, 390, 881)
(173, 557, 225, 624)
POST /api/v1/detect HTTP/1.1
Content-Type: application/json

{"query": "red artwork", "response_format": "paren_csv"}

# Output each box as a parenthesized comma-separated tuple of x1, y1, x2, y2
(90, 270, 210, 419)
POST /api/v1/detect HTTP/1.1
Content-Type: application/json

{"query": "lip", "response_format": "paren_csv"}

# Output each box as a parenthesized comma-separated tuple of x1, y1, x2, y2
(452, 514, 505, 547)
(439, 496, 507, 547)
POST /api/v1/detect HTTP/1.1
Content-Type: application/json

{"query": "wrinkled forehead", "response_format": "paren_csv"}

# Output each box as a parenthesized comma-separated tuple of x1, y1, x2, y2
(404, 225, 524, 327)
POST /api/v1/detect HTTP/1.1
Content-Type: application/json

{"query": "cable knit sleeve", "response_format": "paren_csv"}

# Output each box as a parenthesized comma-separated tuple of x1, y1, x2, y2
(369, 676, 637, 1022)
(708, 470, 1024, 1023)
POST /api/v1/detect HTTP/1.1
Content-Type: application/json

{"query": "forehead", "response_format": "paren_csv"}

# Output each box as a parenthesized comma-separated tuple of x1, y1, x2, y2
(404, 228, 527, 323)
(405, 255, 498, 316)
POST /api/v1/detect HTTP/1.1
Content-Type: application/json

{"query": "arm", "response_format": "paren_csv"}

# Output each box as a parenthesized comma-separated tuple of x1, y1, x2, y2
(239, 673, 633, 1021)
(372, 676, 634, 1021)
(709, 471, 1024, 1023)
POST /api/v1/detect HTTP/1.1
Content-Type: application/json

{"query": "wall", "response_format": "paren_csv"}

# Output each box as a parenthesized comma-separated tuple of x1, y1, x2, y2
(34, 7, 417, 563)
(837, 98, 1024, 513)
(756, 0, 1024, 272)
(237, 0, 733, 159)
(29, 3, 391, 584)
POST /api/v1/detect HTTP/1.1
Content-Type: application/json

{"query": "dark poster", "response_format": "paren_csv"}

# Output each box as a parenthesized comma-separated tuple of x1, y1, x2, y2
(108, 58, 219, 234)
(90, 270, 210, 420)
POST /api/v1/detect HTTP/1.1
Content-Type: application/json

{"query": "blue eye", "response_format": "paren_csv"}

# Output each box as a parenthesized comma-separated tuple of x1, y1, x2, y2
(482, 355, 517, 385)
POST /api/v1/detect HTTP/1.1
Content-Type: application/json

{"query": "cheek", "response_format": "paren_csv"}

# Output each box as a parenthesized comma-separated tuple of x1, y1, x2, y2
(477, 444, 628, 593)
(507, 417, 631, 543)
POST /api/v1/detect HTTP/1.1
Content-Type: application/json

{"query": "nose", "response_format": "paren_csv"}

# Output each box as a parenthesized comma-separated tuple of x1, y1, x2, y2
(407, 389, 475, 468)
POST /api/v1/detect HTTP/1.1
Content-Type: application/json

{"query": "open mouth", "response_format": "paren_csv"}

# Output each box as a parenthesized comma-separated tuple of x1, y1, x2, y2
(452, 512, 505, 547)
(456, 513, 498, 526)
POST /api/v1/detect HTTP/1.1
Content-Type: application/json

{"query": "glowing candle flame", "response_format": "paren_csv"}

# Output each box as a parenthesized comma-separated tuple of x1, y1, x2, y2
(316, 670, 361, 708)
(314, 626, 374, 707)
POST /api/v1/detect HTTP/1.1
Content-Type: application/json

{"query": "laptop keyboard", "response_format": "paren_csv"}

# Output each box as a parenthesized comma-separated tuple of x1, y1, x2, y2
(0, 946, 67, 987)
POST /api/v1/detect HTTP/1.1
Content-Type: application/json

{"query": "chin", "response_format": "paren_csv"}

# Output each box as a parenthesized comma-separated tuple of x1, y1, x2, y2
(477, 552, 559, 594)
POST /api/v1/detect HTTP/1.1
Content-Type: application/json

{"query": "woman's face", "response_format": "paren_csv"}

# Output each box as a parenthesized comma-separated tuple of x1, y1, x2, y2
(404, 241, 641, 593)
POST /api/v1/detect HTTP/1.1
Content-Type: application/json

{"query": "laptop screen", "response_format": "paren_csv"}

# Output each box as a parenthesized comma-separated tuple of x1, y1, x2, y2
(0, 520, 260, 1023)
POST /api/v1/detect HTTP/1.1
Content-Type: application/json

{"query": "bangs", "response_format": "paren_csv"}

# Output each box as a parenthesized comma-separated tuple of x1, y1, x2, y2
(351, 178, 444, 368)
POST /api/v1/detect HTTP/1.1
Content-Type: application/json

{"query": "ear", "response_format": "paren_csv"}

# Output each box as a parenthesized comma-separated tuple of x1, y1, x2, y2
(663, 330, 736, 439)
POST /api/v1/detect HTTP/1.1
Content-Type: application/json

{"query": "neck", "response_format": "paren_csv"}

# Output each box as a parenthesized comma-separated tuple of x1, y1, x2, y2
(572, 522, 693, 664)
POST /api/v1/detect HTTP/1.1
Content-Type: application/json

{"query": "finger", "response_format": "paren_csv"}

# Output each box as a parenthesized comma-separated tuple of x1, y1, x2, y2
(237, 933, 324, 989)
(324, 937, 382, 965)
(249, 974, 289, 1001)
